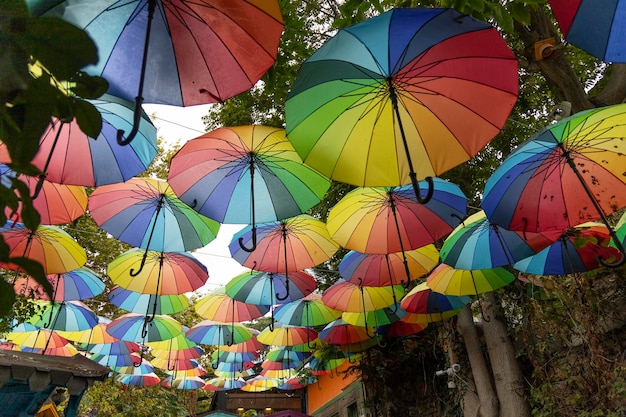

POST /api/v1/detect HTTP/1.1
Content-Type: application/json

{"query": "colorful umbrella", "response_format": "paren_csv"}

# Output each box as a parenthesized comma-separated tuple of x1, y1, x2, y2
(21, 342, 79, 357)
(168, 125, 331, 251)
(194, 287, 269, 323)
(400, 282, 472, 323)
(221, 332, 264, 354)
(185, 320, 253, 346)
(426, 264, 516, 297)
(338, 245, 440, 287)
(204, 377, 247, 392)
(482, 104, 626, 266)
(91, 352, 142, 368)
(30, 300, 98, 332)
(327, 179, 466, 254)
(612, 211, 626, 248)
(107, 249, 208, 295)
(319, 319, 372, 345)
(0, 222, 86, 274)
(549, 0, 626, 62)
(86, 341, 141, 357)
(146, 333, 199, 352)
(440, 210, 560, 270)
(0, 94, 158, 186)
(107, 313, 182, 343)
(7, 323, 69, 350)
(285, 7, 517, 202)
(162, 375, 205, 390)
(0, 163, 87, 225)
(108, 285, 189, 315)
(341, 303, 407, 329)
(259, 368, 299, 380)
(513, 222, 621, 275)
(89, 178, 219, 254)
(151, 346, 204, 362)
(240, 377, 278, 392)
(115, 358, 156, 375)
(151, 357, 200, 372)
(273, 295, 342, 328)
(379, 321, 428, 338)
(115, 372, 161, 387)
(225, 269, 317, 306)
(13, 267, 105, 301)
(322, 280, 405, 314)
(257, 323, 318, 347)
(211, 350, 259, 365)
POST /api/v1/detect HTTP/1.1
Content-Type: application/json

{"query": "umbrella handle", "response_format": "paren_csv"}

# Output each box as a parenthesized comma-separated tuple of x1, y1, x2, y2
(599, 230, 626, 268)
(410, 174, 434, 204)
(275, 274, 290, 301)
(116, 96, 144, 145)
(129, 250, 149, 277)
(238, 226, 258, 252)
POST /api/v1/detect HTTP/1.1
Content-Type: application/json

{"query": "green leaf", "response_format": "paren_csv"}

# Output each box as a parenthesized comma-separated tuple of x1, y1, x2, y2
(10, 256, 52, 299)
(74, 98, 102, 138)
(24, 16, 98, 80)
(493, 3, 515, 33)
(509, 3, 532, 26)
(0, 280, 16, 317)
(70, 72, 109, 99)
(12, 178, 40, 229)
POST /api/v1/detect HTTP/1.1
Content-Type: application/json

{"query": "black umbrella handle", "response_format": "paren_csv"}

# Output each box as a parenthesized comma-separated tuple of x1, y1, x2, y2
(238, 226, 257, 252)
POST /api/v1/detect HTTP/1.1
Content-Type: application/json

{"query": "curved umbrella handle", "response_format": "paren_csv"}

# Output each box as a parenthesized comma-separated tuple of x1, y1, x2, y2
(599, 232, 626, 268)
(134, 349, 145, 368)
(129, 250, 149, 276)
(116, 96, 144, 146)
(238, 226, 258, 252)
(275, 274, 290, 302)
(410, 174, 434, 204)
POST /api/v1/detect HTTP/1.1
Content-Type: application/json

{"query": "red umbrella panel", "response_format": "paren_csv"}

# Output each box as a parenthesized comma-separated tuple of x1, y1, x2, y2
(13, 267, 105, 302)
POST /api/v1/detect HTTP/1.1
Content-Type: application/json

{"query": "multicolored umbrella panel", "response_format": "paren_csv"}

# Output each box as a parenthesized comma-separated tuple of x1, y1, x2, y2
(286, 7, 518, 201)
(0, 163, 87, 225)
(185, 320, 253, 347)
(549, 0, 626, 62)
(482, 104, 626, 266)
(161, 375, 205, 390)
(0, 222, 86, 275)
(89, 178, 220, 253)
(168, 125, 331, 233)
(13, 267, 105, 302)
(225, 269, 317, 306)
(426, 264, 516, 297)
(256, 323, 319, 347)
(106, 313, 182, 343)
(0, 94, 158, 186)
(194, 287, 270, 323)
(400, 282, 472, 323)
(440, 210, 560, 270)
(513, 222, 622, 275)
(108, 286, 189, 316)
(29, 300, 98, 332)
(322, 280, 405, 314)
(273, 295, 342, 328)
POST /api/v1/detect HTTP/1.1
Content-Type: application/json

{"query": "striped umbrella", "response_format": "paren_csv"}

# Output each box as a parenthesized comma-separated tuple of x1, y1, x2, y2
(186, 320, 253, 346)
(13, 267, 105, 302)
(107, 313, 182, 343)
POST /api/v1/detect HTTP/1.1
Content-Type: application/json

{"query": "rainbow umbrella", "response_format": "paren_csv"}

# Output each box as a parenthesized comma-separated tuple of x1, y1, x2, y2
(107, 313, 182, 343)
(186, 320, 253, 346)
(0, 163, 87, 225)
(229, 214, 338, 272)
(204, 377, 247, 392)
(426, 264, 516, 297)
(240, 378, 277, 392)
(286, 8, 517, 202)
(322, 280, 405, 314)
(115, 372, 161, 387)
(13, 267, 105, 302)
(91, 352, 141, 368)
(151, 346, 204, 362)
(341, 303, 407, 329)
(57, 322, 119, 345)
(257, 323, 318, 347)
(146, 333, 199, 352)
(0, 94, 158, 186)
(107, 249, 208, 295)
(308, 355, 346, 376)
(194, 287, 269, 323)
(482, 104, 626, 267)
(549, 0, 626, 63)
(612, 211, 626, 249)
(259, 368, 298, 380)
(21, 342, 79, 357)
(30, 300, 98, 332)
(89, 178, 220, 254)
(273, 294, 341, 328)
(338, 245, 440, 287)
(168, 125, 331, 251)
(151, 357, 200, 371)
(225, 269, 317, 306)
(86, 341, 141, 356)
(400, 282, 472, 323)
(0, 222, 86, 274)
(7, 323, 69, 350)
(162, 375, 205, 390)
(379, 321, 428, 338)
(166, 367, 207, 379)
(108, 285, 189, 315)
(319, 319, 372, 346)
(513, 222, 621, 275)
(211, 350, 260, 365)
(115, 358, 155, 375)
(440, 210, 560, 270)
(213, 360, 255, 374)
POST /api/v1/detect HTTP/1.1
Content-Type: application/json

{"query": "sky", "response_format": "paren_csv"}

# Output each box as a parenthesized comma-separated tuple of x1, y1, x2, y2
(143, 103, 247, 294)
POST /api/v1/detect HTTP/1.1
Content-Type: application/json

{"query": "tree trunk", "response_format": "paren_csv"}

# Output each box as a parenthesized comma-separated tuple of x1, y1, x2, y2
(456, 304, 499, 417)
(481, 292, 532, 417)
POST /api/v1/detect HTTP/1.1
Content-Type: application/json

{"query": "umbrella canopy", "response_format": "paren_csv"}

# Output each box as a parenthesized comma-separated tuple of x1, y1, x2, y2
(107, 249, 209, 295)
(341, 303, 407, 328)
(89, 178, 220, 253)
(514, 222, 621, 275)
(322, 280, 405, 313)
(151, 346, 204, 362)
(230, 214, 339, 274)
(185, 320, 253, 346)
(30, 0, 283, 108)
(91, 352, 142, 368)
(6, 323, 69, 349)
(426, 264, 516, 297)
(29, 300, 98, 332)
(22, 342, 79, 357)
(400, 282, 472, 323)
(0, 163, 87, 225)
(0, 222, 86, 274)
(440, 210, 560, 270)
(285, 7, 517, 198)
(108, 285, 189, 315)
(225, 269, 317, 306)
(211, 350, 260, 365)
(327, 179, 466, 255)
(194, 287, 269, 323)
(86, 341, 141, 356)
(338, 245, 439, 287)
(168, 125, 331, 227)
(482, 104, 626, 265)
(146, 333, 199, 352)
(319, 319, 372, 345)
(115, 372, 161, 387)
(13, 267, 105, 302)
(57, 322, 119, 345)
(107, 313, 182, 343)
(162, 375, 205, 390)
(379, 321, 428, 338)
(116, 358, 156, 375)
(151, 357, 200, 371)
(549, 0, 626, 63)
(0, 94, 158, 186)
(273, 295, 342, 328)
(221, 333, 264, 354)
(257, 323, 318, 347)
(204, 377, 247, 391)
